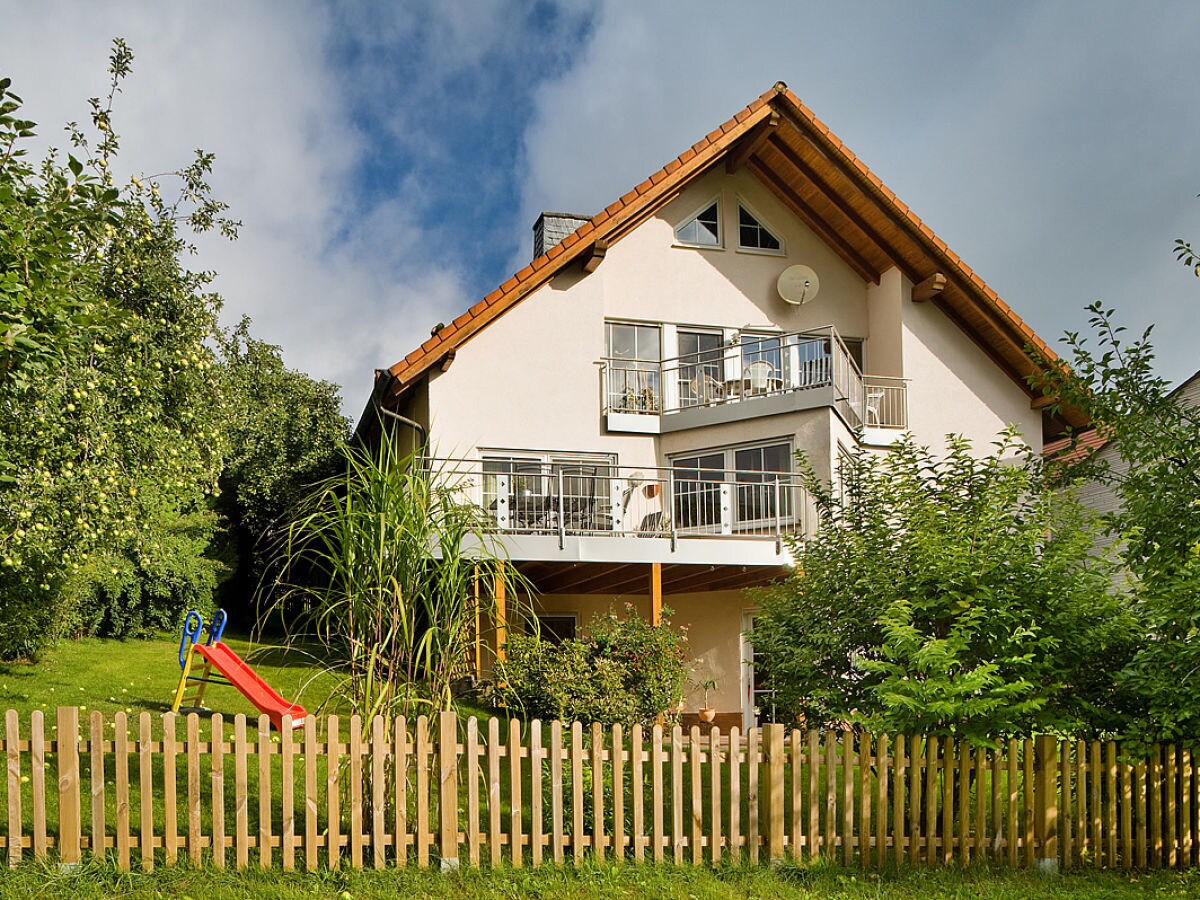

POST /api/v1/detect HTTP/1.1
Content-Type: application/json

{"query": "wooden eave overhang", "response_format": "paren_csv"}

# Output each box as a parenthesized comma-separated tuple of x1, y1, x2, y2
(375, 82, 1087, 434)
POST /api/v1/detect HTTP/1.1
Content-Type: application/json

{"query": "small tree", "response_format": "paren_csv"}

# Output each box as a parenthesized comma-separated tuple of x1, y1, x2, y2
(270, 432, 525, 720)
(1040, 301, 1200, 747)
(752, 431, 1137, 743)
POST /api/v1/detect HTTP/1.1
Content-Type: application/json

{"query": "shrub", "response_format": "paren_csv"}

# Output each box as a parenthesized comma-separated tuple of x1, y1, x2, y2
(496, 607, 688, 727)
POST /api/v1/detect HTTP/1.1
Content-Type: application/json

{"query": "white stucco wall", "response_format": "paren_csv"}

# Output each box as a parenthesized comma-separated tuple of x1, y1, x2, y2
(900, 287, 1044, 455)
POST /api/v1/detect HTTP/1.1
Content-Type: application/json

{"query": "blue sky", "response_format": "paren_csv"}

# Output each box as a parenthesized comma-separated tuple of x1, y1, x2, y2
(4, 1, 1199, 420)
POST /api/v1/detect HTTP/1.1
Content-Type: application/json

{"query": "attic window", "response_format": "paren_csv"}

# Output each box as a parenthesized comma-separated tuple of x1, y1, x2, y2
(738, 205, 782, 253)
(675, 201, 721, 247)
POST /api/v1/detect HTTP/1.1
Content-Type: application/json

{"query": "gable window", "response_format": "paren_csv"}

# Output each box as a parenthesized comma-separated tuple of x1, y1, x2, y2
(674, 201, 721, 247)
(737, 205, 782, 253)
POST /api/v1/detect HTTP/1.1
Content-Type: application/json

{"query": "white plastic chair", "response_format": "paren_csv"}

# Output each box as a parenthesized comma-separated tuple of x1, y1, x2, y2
(745, 360, 776, 395)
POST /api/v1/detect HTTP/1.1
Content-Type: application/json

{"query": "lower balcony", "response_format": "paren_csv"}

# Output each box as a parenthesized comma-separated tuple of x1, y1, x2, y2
(431, 458, 804, 566)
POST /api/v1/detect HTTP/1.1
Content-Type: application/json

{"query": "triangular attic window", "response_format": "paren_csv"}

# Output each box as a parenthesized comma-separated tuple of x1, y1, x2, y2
(675, 201, 721, 246)
(738, 205, 781, 252)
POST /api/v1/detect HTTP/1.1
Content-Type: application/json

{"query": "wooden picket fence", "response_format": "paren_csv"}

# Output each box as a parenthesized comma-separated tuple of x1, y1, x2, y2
(2, 707, 1198, 870)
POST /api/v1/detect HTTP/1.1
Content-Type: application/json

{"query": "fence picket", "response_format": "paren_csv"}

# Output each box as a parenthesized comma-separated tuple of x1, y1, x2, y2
(1061, 741, 1072, 868)
(415, 715, 429, 868)
(1167, 745, 1178, 868)
(807, 729, 819, 859)
(892, 734, 905, 867)
(729, 725, 741, 860)
(840, 731, 852, 866)
(876, 734, 888, 868)
(858, 733, 870, 865)
(467, 717, 480, 867)
(327, 716, 340, 869)
(372, 715, 387, 869)
(91, 711, 107, 862)
(212, 714, 226, 870)
(566, 721, 582, 861)
(1022, 739, 1034, 867)
(612, 723, 624, 864)
(592, 722, 604, 863)
(1183, 747, 1193, 867)
(1148, 747, 1161, 867)
(690, 725, 703, 865)
(235, 715, 249, 870)
(710, 726, 722, 865)
(825, 731, 836, 860)
(111, 711, 128, 868)
(672, 725, 685, 864)
(1135, 761, 1147, 868)
(925, 735, 939, 867)
(304, 717, 318, 871)
(5, 711, 20, 869)
(1076, 740, 1087, 866)
(909, 736, 921, 866)
(258, 714, 272, 869)
(509, 717, 523, 867)
(487, 716, 501, 866)
(530, 720, 543, 867)
(974, 745, 986, 861)
(281, 714, 295, 871)
(651, 724, 663, 863)
(941, 737, 954, 865)
(958, 740, 970, 864)
(138, 712, 153, 871)
(351, 715, 364, 868)
(551, 720, 565, 864)
(393, 716, 406, 866)
(748, 727, 760, 865)
(57, 708, 82, 867)
(1121, 756, 1133, 868)
(31, 710, 47, 861)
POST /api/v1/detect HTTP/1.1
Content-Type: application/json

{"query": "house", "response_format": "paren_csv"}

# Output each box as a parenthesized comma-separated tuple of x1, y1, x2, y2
(1045, 368, 1200, 561)
(357, 82, 1084, 729)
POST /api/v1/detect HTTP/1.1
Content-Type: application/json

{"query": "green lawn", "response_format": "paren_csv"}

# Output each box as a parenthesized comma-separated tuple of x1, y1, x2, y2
(0, 631, 344, 722)
(1, 860, 1198, 899)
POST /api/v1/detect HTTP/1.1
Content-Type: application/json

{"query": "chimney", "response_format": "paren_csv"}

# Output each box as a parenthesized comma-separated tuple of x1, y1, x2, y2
(533, 212, 590, 258)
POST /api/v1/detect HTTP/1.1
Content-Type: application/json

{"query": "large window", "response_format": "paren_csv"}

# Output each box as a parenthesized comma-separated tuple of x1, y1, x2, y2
(606, 322, 661, 413)
(482, 451, 615, 532)
(670, 441, 793, 532)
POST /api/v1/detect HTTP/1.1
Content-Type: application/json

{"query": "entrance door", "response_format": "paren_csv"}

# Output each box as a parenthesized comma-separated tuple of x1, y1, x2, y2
(740, 611, 776, 729)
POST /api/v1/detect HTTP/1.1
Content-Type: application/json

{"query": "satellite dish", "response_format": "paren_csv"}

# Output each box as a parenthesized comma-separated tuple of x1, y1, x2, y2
(777, 264, 819, 306)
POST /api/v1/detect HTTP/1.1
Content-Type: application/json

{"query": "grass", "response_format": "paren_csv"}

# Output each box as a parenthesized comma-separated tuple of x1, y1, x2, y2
(1, 859, 1198, 899)
(0, 630, 344, 723)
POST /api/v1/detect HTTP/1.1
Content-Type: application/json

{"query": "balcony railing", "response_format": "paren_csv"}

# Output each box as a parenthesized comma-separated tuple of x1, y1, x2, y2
(428, 458, 805, 542)
(602, 326, 908, 430)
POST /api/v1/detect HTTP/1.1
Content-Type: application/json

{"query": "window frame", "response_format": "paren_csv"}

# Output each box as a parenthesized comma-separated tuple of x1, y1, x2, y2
(668, 438, 795, 532)
(735, 199, 785, 256)
(673, 197, 723, 249)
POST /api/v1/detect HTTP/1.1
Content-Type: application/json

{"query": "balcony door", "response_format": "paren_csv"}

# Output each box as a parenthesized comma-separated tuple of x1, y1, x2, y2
(676, 329, 725, 407)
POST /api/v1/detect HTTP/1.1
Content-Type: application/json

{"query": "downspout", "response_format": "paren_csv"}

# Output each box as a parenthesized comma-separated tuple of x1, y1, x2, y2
(370, 369, 427, 452)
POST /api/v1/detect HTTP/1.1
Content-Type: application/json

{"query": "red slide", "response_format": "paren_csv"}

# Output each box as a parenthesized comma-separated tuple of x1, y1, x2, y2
(194, 641, 307, 731)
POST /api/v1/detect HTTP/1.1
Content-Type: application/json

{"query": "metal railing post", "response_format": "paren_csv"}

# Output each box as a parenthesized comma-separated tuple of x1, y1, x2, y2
(557, 469, 566, 549)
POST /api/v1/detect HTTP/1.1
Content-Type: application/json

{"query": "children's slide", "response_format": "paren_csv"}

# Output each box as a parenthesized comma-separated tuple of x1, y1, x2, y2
(193, 641, 307, 731)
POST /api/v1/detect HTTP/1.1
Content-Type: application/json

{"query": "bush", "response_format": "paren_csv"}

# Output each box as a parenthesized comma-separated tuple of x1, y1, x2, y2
(497, 607, 688, 727)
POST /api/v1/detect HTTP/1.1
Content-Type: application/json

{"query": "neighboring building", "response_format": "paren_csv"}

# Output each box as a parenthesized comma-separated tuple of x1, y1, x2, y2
(357, 82, 1084, 729)
(1045, 369, 1200, 561)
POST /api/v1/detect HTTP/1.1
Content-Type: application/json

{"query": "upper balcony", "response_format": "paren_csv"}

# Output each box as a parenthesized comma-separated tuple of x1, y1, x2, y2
(601, 326, 907, 438)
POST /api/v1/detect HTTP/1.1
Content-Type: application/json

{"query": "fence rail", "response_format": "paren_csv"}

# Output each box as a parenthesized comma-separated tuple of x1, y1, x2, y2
(2, 707, 1195, 871)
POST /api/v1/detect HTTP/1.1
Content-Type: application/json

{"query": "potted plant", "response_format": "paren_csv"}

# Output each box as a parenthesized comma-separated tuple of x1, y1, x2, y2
(697, 677, 718, 723)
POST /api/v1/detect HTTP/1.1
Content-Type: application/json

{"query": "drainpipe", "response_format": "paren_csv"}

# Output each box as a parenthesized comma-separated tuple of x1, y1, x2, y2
(369, 369, 427, 453)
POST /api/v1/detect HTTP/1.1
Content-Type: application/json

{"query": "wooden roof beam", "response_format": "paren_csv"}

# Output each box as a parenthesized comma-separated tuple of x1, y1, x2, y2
(767, 134, 916, 280)
(726, 112, 780, 174)
(912, 272, 947, 302)
(750, 160, 880, 283)
(580, 239, 608, 274)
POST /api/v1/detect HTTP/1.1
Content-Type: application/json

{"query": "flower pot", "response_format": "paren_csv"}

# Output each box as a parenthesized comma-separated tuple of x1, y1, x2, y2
(698, 706, 717, 724)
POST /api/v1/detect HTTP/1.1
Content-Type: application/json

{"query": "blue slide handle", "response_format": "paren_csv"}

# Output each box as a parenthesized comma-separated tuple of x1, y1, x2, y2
(179, 610, 204, 669)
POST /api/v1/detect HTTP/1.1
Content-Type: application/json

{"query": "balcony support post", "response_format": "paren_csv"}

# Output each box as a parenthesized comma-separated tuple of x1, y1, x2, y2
(650, 562, 663, 627)
(720, 483, 733, 535)
(494, 561, 507, 663)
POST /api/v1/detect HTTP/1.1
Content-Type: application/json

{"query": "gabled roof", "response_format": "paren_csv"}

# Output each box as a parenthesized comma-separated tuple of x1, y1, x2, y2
(373, 82, 1084, 434)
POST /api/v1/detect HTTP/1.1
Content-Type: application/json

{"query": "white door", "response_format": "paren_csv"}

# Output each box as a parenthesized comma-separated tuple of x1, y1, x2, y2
(740, 610, 779, 730)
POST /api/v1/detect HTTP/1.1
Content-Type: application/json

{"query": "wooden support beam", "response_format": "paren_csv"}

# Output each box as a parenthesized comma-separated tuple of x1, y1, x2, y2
(912, 272, 948, 302)
(650, 563, 663, 626)
(439, 349, 456, 372)
(726, 112, 780, 174)
(495, 562, 507, 663)
(1031, 394, 1057, 410)
(750, 160, 880, 284)
(580, 239, 608, 274)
